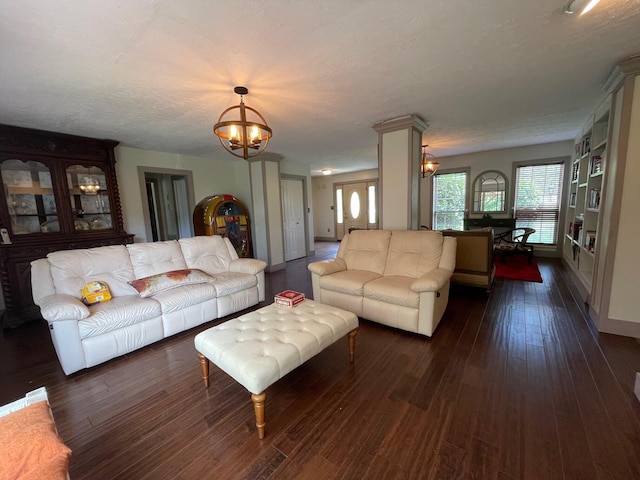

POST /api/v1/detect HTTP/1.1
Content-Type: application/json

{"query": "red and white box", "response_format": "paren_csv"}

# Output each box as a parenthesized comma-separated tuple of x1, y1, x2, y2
(274, 290, 305, 307)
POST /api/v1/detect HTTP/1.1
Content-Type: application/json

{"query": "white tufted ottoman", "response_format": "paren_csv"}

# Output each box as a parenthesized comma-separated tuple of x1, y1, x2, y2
(194, 300, 358, 439)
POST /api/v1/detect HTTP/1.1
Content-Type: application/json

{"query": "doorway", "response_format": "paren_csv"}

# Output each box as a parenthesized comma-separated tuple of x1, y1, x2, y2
(138, 167, 196, 242)
(335, 180, 378, 240)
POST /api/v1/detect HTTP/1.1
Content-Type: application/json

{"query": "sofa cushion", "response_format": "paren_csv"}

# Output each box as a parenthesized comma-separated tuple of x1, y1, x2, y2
(179, 236, 235, 274)
(78, 296, 162, 338)
(47, 245, 136, 298)
(341, 230, 391, 275)
(212, 272, 258, 297)
(384, 230, 443, 278)
(318, 269, 381, 296)
(127, 240, 188, 278)
(147, 283, 217, 313)
(363, 275, 419, 308)
(128, 269, 215, 298)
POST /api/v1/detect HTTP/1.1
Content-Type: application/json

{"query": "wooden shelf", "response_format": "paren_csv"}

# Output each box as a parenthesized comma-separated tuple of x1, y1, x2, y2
(562, 99, 611, 300)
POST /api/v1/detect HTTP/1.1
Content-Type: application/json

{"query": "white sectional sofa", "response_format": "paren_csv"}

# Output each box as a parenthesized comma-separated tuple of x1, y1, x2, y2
(307, 230, 456, 337)
(31, 235, 267, 375)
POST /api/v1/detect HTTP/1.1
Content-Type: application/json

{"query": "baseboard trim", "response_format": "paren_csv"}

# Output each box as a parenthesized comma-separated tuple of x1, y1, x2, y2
(314, 236, 336, 242)
(265, 262, 286, 273)
(596, 316, 640, 339)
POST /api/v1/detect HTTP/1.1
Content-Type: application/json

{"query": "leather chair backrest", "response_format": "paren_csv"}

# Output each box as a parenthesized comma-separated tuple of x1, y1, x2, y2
(179, 236, 236, 274)
(339, 230, 391, 275)
(384, 230, 444, 278)
(47, 245, 135, 298)
(127, 240, 187, 279)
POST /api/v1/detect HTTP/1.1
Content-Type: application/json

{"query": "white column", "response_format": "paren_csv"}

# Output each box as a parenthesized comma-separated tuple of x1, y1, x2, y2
(372, 115, 426, 230)
(249, 153, 285, 272)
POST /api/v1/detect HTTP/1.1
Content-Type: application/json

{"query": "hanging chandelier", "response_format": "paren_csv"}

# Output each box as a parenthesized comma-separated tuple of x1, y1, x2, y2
(421, 145, 439, 178)
(213, 86, 273, 160)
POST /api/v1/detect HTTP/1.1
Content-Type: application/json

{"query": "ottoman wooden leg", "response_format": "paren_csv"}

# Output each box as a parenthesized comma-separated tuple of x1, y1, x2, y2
(197, 353, 210, 388)
(251, 392, 267, 439)
(348, 329, 357, 364)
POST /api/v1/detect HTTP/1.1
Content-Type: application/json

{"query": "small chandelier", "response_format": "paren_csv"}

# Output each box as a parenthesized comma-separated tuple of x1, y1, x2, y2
(213, 86, 273, 160)
(79, 175, 100, 195)
(421, 145, 439, 178)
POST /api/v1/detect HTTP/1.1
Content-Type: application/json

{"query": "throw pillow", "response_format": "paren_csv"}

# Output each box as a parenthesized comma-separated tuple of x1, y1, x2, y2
(129, 269, 215, 298)
(0, 401, 71, 480)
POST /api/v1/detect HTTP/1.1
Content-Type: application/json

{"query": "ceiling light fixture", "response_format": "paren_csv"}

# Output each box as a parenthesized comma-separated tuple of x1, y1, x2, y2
(421, 145, 439, 178)
(564, 0, 601, 15)
(213, 86, 272, 160)
(321, 169, 332, 176)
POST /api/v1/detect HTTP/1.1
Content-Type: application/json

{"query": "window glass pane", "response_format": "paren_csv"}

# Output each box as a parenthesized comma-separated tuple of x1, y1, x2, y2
(336, 188, 343, 224)
(514, 163, 564, 245)
(368, 185, 376, 224)
(473, 171, 507, 213)
(349, 191, 360, 219)
(67, 165, 112, 231)
(1, 159, 58, 235)
(433, 171, 467, 230)
(481, 190, 504, 211)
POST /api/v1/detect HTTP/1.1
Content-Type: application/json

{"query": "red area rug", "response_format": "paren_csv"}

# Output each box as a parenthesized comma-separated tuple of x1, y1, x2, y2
(495, 256, 543, 283)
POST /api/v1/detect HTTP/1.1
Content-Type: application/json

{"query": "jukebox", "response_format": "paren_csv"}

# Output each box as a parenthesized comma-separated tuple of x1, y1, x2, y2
(193, 194, 252, 258)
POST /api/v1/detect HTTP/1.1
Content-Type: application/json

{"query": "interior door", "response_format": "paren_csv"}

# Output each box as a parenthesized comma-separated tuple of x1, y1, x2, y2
(342, 182, 368, 235)
(282, 178, 306, 261)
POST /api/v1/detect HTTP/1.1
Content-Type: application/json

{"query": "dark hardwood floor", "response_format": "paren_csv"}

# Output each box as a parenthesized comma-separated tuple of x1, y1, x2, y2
(2, 242, 640, 479)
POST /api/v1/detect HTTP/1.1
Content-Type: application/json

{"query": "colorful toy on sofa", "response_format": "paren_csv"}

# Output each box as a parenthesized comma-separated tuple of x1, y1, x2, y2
(80, 280, 112, 306)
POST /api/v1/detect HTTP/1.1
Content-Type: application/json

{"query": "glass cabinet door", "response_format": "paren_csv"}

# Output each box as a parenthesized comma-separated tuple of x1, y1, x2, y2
(67, 165, 113, 231)
(1, 159, 59, 235)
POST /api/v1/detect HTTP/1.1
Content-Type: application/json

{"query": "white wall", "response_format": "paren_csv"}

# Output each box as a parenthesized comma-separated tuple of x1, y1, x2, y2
(312, 168, 378, 239)
(420, 142, 573, 256)
(116, 146, 248, 242)
(609, 74, 640, 323)
(115, 146, 313, 261)
(420, 141, 573, 228)
(118, 142, 573, 248)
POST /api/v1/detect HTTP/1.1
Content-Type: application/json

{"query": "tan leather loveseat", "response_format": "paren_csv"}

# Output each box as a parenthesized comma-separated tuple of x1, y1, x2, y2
(308, 230, 456, 337)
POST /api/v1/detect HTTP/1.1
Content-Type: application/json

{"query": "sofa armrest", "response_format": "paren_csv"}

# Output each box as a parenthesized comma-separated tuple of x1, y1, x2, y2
(308, 258, 347, 276)
(37, 294, 90, 322)
(228, 258, 267, 275)
(411, 268, 453, 293)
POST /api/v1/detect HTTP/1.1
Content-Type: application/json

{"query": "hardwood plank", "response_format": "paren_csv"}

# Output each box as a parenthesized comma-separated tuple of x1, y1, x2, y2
(1, 249, 640, 480)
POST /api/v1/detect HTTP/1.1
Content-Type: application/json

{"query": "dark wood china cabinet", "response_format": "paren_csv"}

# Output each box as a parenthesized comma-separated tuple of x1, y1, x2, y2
(0, 124, 133, 328)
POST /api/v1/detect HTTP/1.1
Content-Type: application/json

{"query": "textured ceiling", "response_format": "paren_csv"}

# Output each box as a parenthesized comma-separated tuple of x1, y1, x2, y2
(1, 1, 639, 175)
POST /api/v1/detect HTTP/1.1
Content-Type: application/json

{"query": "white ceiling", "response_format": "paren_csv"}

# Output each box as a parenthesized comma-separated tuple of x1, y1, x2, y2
(1, 1, 639, 176)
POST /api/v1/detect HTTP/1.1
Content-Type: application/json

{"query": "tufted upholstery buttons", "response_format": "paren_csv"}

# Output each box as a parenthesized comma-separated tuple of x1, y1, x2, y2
(195, 300, 358, 439)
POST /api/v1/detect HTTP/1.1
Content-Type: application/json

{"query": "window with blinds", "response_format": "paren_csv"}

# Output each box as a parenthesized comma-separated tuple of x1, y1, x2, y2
(432, 171, 468, 230)
(514, 163, 564, 245)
